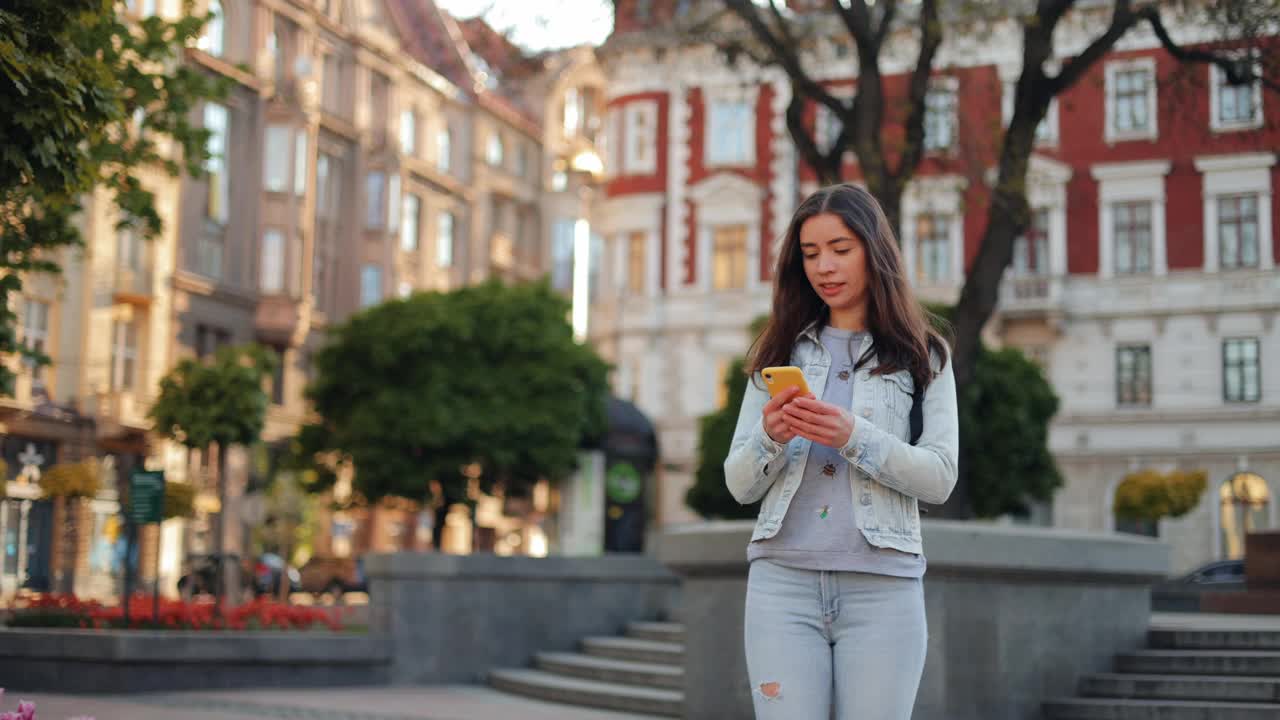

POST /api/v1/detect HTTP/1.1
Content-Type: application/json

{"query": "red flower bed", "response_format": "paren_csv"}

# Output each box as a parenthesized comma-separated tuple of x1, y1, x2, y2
(7, 594, 347, 632)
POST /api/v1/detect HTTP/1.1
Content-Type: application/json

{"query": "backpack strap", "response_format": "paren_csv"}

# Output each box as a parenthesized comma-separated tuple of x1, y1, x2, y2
(909, 383, 925, 446)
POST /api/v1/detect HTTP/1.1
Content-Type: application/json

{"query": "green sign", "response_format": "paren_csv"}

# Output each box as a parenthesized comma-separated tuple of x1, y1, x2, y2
(605, 462, 642, 504)
(128, 470, 166, 524)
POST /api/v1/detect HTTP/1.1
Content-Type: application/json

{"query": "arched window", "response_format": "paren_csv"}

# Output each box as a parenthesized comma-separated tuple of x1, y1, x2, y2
(1220, 472, 1271, 559)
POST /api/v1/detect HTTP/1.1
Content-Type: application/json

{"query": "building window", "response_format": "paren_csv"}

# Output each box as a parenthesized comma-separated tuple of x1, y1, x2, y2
(551, 219, 575, 292)
(294, 129, 308, 196)
(1113, 201, 1153, 275)
(110, 320, 138, 392)
(436, 211, 454, 268)
(21, 300, 50, 385)
(487, 132, 504, 167)
(401, 194, 420, 251)
(1116, 345, 1152, 406)
(1013, 208, 1050, 276)
(387, 174, 400, 232)
(322, 53, 344, 114)
(588, 232, 604, 302)
(923, 86, 956, 151)
(1211, 61, 1263, 131)
(117, 226, 145, 272)
(365, 172, 385, 229)
(706, 100, 753, 166)
(264, 125, 291, 192)
(203, 103, 229, 224)
(1223, 338, 1260, 403)
(369, 72, 390, 144)
(195, 324, 230, 359)
(200, 0, 225, 57)
(516, 141, 528, 178)
(1107, 61, 1157, 141)
(563, 87, 582, 136)
(316, 153, 338, 221)
(400, 109, 416, 156)
(624, 101, 657, 174)
(260, 229, 285, 293)
(436, 125, 452, 173)
(1218, 194, 1259, 269)
(626, 231, 646, 295)
(915, 214, 951, 284)
(712, 225, 748, 290)
(359, 265, 382, 308)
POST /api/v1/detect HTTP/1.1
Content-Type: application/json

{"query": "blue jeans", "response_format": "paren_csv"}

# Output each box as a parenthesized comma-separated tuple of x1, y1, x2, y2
(744, 560, 928, 719)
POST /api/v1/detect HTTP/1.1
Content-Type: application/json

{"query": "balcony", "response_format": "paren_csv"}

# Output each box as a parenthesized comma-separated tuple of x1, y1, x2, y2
(254, 294, 309, 347)
(998, 273, 1063, 318)
(93, 390, 149, 439)
(112, 266, 153, 306)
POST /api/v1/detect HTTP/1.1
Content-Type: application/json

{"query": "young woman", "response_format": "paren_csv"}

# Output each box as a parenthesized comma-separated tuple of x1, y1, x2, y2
(724, 184, 959, 719)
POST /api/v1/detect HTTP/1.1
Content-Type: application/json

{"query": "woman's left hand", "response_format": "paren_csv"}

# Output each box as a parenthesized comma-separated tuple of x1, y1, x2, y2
(782, 396, 855, 449)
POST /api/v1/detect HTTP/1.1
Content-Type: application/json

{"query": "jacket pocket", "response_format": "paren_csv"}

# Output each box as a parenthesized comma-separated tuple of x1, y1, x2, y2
(881, 371, 914, 421)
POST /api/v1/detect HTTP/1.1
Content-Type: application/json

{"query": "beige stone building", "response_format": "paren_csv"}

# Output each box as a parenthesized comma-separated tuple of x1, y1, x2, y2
(1, 0, 607, 598)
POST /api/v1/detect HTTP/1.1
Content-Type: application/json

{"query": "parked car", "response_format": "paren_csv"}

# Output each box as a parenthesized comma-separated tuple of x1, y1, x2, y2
(1152, 559, 1246, 612)
(299, 555, 366, 602)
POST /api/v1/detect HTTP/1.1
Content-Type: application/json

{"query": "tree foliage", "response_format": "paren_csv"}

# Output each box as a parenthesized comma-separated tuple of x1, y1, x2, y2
(297, 281, 610, 504)
(1114, 469, 1208, 524)
(0, 0, 226, 393)
(149, 344, 277, 451)
(959, 346, 1062, 518)
(687, 356, 759, 520)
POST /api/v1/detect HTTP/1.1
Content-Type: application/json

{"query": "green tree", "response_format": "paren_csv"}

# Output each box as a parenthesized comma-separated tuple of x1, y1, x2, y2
(959, 347, 1062, 518)
(297, 281, 610, 517)
(0, 0, 226, 394)
(687, 356, 758, 520)
(149, 344, 277, 602)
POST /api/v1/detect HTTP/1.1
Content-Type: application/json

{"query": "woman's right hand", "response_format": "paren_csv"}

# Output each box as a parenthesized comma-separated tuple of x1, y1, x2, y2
(762, 386, 803, 444)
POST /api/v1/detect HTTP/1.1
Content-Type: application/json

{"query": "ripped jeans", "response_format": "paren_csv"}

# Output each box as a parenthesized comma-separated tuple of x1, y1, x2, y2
(744, 560, 927, 720)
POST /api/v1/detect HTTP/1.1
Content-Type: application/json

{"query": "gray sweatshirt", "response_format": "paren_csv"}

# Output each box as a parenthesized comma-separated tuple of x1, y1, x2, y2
(747, 326, 925, 577)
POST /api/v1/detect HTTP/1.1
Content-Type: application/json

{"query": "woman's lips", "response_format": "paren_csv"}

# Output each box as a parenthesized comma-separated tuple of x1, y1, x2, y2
(818, 282, 845, 296)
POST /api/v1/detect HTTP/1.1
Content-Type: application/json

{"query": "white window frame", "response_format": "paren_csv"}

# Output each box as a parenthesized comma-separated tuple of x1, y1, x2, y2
(264, 125, 291, 192)
(359, 264, 383, 308)
(486, 131, 504, 168)
(400, 108, 417, 156)
(901, 176, 966, 289)
(599, 194, 664, 298)
(923, 77, 959, 153)
(1105, 57, 1158, 144)
(260, 228, 285, 293)
(1194, 152, 1275, 272)
(401, 193, 421, 252)
(21, 299, 50, 381)
(704, 86, 758, 168)
(203, 103, 229, 224)
(365, 171, 385, 229)
(689, 172, 764, 292)
(436, 124, 452, 173)
(623, 100, 658, 175)
(293, 128, 308, 196)
(1210, 59, 1264, 133)
(387, 173, 400, 232)
(110, 319, 138, 392)
(201, 0, 225, 57)
(436, 211, 455, 268)
(1091, 160, 1170, 278)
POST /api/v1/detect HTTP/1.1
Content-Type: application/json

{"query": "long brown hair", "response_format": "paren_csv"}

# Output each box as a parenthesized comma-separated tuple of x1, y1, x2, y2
(747, 184, 950, 390)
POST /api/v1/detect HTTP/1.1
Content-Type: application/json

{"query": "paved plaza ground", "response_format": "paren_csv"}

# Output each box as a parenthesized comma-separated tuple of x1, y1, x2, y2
(8, 686, 664, 720)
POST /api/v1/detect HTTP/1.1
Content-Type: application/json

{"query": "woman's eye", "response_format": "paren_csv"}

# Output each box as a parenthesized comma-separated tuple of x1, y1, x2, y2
(803, 254, 818, 260)
(835, 249, 850, 255)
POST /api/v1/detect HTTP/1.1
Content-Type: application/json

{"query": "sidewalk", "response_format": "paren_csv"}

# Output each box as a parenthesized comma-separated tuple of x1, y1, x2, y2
(6, 685, 666, 720)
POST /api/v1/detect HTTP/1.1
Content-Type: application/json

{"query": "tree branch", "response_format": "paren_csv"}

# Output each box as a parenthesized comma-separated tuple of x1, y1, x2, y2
(894, 0, 943, 184)
(832, 0, 875, 49)
(1141, 5, 1280, 93)
(722, 0, 846, 116)
(1048, 0, 1140, 95)
(874, 0, 899, 48)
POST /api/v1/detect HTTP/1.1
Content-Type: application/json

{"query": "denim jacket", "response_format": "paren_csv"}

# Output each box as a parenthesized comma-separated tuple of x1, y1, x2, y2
(724, 324, 959, 555)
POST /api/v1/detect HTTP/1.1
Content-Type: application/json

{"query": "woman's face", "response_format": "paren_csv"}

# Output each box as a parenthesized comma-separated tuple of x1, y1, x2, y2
(799, 212, 869, 315)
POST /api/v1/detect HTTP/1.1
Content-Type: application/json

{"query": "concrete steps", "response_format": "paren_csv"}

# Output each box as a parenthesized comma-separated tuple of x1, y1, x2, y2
(488, 620, 685, 718)
(1044, 617, 1280, 719)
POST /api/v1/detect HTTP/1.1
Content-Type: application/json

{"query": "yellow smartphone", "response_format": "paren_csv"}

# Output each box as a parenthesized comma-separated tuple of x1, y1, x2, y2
(762, 366, 810, 400)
